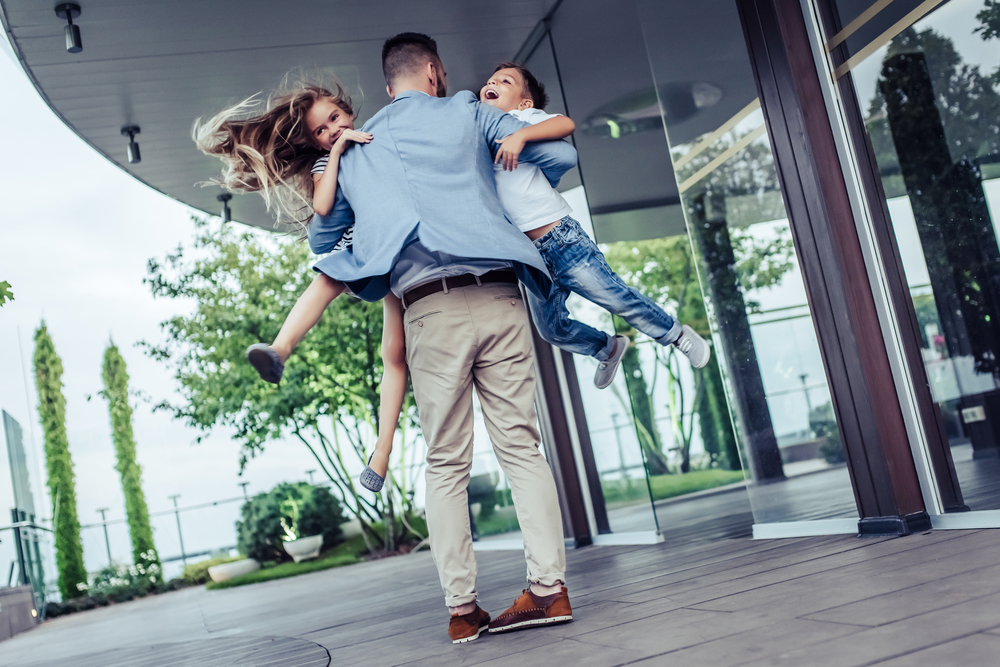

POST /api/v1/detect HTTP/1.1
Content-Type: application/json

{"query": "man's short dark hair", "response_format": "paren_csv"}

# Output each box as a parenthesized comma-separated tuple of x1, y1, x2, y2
(382, 32, 440, 85)
(494, 62, 549, 110)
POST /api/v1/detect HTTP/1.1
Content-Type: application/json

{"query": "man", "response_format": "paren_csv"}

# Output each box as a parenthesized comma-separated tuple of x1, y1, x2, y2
(308, 33, 576, 643)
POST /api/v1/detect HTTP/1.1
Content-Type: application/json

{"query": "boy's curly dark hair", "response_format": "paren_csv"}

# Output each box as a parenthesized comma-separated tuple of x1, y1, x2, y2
(494, 62, 549, 110)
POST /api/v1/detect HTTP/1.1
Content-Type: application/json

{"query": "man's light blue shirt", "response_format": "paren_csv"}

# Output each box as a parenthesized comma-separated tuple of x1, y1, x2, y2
(308, 90, 577, 302)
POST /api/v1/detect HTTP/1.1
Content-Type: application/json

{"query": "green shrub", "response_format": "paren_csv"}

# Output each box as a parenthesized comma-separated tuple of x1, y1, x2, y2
(75, 550, 162, 604)
(181, 555, 243, 586)
(236, 482, 345, 562)
(33, 323, 87, 599)
(101, 343, 162, 582)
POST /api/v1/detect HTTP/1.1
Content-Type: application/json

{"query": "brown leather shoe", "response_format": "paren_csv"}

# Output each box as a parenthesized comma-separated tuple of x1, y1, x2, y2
(448, 605, 491, 644)
(488, 587, 573, 634)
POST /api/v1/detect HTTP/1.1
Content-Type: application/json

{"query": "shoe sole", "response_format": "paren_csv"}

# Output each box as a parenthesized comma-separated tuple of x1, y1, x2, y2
(595, 336, 629, 389)
(488, 615, 573, 633)
(452, 625, 488, 644)
(247, 347, 281, 384)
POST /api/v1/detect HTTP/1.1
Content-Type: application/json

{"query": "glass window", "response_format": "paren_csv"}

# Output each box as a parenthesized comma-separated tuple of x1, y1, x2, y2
(541, 0, 857, 535)
(839, 0, 1000, 510)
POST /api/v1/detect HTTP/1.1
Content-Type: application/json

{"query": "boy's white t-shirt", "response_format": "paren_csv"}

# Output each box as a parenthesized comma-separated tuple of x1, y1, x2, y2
(495, 108, 574, 232)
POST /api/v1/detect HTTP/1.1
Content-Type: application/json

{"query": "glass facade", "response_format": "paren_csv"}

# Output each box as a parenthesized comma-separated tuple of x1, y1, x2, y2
(831, 0, 1000, 512)
(475, 0, 864, 541)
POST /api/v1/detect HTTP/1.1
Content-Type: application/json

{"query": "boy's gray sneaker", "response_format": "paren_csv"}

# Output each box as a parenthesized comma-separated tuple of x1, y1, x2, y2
(674, 325, 710, 368)
(594, 335, 630, 389)
(246, 343, 284, 384)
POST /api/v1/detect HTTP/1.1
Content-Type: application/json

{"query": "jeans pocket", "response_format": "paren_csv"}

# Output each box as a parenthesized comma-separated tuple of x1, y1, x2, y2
(556, 220, 583, 247)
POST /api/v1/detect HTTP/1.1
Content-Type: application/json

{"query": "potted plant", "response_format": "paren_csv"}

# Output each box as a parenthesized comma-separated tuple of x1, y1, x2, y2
(279, 497, 323, 563)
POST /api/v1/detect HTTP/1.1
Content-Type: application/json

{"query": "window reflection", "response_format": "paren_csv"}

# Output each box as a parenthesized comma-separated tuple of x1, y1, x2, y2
(848, 0, 1000, 508)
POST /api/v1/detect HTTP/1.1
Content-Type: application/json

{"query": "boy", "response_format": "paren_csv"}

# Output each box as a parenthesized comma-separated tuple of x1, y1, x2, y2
(482, 62, 710, 389)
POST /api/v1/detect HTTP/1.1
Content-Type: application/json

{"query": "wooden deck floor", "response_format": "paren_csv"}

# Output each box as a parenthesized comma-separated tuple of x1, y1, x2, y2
(4, 528, 1000, 666)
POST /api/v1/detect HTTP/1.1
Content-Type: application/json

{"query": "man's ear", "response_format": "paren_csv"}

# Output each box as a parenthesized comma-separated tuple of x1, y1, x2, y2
(518, 99, 535, 111)
(386, 84, 395, 100)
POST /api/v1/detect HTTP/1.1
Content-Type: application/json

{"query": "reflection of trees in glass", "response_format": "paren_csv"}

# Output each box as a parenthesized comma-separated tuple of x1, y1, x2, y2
(866, 27, 1000, 178)
(975, 0, 1000, 86)
(872, 26, 1000, 377)
(603, 222, 794, 474)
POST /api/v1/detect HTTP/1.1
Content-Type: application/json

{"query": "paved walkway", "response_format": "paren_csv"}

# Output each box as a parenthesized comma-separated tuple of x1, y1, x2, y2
(4, 529, 1000, 666)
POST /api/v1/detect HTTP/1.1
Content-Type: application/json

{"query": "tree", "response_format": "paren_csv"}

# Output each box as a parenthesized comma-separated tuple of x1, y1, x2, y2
(143, 218, 422, 552)
(33, 322, 87, 599)
(0, 281, 12, 306)
(100, 342, 162, 580)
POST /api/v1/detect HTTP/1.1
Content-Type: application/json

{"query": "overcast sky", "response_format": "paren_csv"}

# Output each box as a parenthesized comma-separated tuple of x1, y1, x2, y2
(0, 40, 321, 583)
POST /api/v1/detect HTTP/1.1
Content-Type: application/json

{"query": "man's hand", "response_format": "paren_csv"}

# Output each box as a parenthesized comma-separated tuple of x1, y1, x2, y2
(331, 129, 373, 157)
(495, 130, 528, 171)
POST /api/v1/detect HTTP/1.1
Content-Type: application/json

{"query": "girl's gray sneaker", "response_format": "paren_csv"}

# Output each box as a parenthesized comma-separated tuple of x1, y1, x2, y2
(246, 343, 284, 384)
(674, 325, 711, 368)
(360, 453, 385, 492)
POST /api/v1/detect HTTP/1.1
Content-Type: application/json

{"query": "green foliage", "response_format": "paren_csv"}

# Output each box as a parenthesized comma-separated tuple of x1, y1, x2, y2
(76, 550, 162, 602)
(33, 322, 87, 600)
(236, 482, 344, 562)
(181, 555, 243, 586)
(101, 343, 161, 581)
(143, 218, 422, 552)
(0, 280, 12, 306)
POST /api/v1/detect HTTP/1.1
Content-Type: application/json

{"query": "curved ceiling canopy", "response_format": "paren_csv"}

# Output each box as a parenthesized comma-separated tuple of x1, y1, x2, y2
(0, 0, 554, 229)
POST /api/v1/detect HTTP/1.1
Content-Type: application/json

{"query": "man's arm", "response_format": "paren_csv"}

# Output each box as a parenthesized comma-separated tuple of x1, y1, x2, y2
(467, 93, 578, 188)
(307, 186, 355, 254)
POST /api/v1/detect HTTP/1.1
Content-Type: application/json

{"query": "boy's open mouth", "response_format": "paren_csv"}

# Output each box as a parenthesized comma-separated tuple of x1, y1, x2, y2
(484, 89, 499, 100)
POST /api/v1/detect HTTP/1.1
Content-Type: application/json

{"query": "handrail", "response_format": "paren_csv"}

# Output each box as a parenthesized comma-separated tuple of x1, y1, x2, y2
(0, 521, 53, 532)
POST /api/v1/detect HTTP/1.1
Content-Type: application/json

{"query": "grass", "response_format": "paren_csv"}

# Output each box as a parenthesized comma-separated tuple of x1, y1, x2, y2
(206, 535, 368, 590)
(602, 468, 745, 506)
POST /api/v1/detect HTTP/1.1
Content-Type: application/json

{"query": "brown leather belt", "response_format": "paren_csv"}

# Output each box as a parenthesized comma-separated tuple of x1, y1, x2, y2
(402, 269, 518, 308)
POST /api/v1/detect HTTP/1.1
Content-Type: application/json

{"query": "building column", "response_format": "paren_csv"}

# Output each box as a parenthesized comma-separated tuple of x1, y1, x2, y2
(735, 0, 930, 534)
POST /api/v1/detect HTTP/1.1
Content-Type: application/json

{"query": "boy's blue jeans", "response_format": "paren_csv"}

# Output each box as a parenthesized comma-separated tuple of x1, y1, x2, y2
(527, 216, 682, 361)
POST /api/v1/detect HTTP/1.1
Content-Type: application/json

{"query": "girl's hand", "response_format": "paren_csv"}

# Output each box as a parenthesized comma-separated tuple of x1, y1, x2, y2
(332, 129, 373, 157)
(495, 130, 528, 171)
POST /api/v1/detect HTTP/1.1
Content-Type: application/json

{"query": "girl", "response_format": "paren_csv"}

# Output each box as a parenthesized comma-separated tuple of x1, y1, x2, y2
(193, 74, 369, 385)
(194, 74, 397, 489)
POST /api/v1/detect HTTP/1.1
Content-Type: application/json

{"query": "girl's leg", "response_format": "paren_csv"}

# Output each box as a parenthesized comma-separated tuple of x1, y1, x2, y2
(271, 273, 346, 360)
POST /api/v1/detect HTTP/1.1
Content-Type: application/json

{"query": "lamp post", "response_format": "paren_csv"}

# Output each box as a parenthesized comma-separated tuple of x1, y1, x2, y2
(239, 482, 250, 500)
(168, 495, 187, 565)
(306, 469, 316, 485)
(96, 508, 112, 566)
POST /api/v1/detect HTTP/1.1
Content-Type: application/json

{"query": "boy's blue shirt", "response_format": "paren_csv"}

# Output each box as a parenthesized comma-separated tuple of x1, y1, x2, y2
(307, 90, 577, 301)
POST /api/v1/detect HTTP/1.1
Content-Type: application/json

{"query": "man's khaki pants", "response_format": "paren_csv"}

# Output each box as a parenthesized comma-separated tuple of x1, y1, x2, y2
(403, 280, 567, 607)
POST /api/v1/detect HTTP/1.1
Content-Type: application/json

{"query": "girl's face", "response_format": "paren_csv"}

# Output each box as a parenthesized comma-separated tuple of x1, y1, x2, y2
(306, 97, 354, 151)
(480, 68, 532, 113)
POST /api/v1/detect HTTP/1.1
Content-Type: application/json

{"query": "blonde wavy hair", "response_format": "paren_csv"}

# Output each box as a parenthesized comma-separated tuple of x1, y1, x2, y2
(193, 71, 355, 228)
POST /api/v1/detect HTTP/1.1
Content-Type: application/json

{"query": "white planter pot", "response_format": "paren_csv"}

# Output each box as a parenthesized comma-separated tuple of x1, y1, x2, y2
(208, 559, 260, 583)
(283, 534, 323, 563)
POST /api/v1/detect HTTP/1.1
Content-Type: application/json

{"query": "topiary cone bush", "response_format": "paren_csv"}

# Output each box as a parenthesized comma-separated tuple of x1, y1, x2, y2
(236, 482, 345, 562)
(33, 322, 88, 599)
(101, 342, 163, 582)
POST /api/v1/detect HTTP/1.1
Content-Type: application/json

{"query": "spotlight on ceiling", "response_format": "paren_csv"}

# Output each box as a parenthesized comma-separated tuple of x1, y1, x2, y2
(54, 4, 82, 54)
(217, 193, 233, 223)
(120, 125, 141, 164)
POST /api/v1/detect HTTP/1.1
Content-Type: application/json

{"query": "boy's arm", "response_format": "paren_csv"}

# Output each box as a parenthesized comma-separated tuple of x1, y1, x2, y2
(495, 115, 576, 171)
(374, 293, 407, 455)
(307, 187, 355, 254)
(468, 93, 577, 188)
